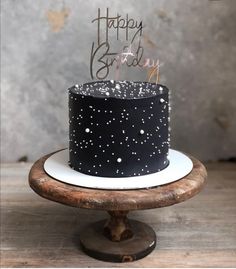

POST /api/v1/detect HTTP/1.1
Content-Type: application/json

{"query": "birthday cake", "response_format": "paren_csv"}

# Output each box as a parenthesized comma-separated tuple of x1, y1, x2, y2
(68, 80, 170, 177)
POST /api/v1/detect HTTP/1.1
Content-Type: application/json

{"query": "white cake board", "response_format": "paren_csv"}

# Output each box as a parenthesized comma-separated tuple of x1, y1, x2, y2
(44, 149, 193, 190)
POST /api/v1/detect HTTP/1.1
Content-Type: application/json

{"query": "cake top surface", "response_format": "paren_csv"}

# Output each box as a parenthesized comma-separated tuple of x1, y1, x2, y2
(69, 80, 167, 100)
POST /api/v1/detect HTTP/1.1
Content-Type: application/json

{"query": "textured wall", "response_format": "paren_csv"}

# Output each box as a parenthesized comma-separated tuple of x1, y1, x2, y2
(1, 0, 236, 162)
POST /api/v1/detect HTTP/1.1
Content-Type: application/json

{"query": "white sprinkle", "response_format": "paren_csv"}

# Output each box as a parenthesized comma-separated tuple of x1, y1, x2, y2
(105, 92, 110, 96)
(117, 158, 122, 163)
(140, 129, 145, 135)
(159, 86, 163, 92)
(85, 128, 90, 133)
(115, 84, 120, 90)
(160, 98, 165, 103)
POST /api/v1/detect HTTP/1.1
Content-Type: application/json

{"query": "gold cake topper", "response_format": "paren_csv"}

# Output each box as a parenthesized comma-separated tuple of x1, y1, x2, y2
(90, 8, 162, 83)
(148, 64, 160, 84)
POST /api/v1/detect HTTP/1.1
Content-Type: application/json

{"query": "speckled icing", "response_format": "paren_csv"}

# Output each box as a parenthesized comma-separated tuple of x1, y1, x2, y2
(71, 80, 165, 99)
(68, 80, 170, 177)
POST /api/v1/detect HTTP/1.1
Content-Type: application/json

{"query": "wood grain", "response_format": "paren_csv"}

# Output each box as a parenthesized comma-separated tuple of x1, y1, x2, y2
(80, 219, 156, 263)
(28, 150, 206, 211)
(1, 161, 236, 267)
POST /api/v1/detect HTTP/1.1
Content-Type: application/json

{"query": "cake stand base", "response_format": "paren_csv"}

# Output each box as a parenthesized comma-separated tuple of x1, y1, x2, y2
(80, 212, 156, 262)
(29, 150, 207, 263)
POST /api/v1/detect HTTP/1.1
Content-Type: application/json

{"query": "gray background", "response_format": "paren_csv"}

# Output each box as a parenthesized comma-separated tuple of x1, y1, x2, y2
(1, 0, 236, 162)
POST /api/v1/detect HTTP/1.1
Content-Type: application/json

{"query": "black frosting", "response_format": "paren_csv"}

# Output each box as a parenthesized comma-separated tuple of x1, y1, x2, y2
(68, 80, 170, 177)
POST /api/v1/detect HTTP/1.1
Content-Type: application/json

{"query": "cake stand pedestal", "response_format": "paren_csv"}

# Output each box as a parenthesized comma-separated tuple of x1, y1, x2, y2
(29, 151, 206, 263)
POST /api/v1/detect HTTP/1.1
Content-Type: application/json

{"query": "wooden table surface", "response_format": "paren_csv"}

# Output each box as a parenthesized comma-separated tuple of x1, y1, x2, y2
(1, 161, 236, 267)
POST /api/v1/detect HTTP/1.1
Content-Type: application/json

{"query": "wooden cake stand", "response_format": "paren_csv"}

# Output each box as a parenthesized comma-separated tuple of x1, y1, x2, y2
(29, 150, 206, 263)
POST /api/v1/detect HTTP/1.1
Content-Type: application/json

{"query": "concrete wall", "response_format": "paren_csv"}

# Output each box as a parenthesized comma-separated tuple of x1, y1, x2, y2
(1, 0, 236, 162)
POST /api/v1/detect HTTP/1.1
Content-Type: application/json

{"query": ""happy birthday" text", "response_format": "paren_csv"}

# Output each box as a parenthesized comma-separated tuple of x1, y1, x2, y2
(90, 8, 161, 82)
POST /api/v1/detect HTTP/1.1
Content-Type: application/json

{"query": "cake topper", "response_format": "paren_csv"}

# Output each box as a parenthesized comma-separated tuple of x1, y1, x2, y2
(90, 8, 162, 83)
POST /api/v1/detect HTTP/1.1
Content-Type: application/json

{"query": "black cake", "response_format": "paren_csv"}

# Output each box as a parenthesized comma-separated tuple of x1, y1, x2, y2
(68, 80, 170, 177)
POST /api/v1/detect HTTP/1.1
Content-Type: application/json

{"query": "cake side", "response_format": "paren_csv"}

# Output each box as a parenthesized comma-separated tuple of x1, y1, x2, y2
(68, 80, 170, 177)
